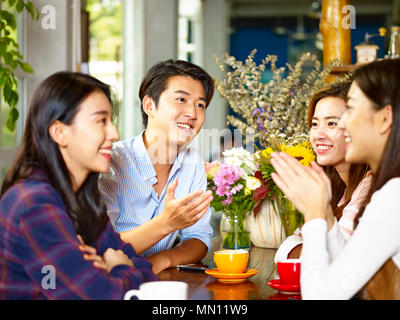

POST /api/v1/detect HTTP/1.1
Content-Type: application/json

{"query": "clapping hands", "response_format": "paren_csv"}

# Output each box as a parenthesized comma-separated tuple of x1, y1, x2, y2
(270, 152, 332, 224)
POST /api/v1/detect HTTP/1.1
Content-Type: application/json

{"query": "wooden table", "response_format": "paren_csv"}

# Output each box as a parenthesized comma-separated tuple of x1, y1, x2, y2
(158, 237, 293, 300)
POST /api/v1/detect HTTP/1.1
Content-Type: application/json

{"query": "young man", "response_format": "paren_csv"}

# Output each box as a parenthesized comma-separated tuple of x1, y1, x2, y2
(99, 59, 215, 274)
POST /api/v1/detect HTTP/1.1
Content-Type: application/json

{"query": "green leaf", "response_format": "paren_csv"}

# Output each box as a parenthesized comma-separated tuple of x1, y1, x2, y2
(3, 82, 13, 105)
(6, 107, 19, 132)
(2, 36, 18, 48)
(0, 10, 17, 29)
(8, 0, 18, 7)
(10, 89, 19, 106)
(16, 0, 24, 13)
(0, 40, 7, 56)
(25, 1, 36, 20)
(19, 61, 34, 73)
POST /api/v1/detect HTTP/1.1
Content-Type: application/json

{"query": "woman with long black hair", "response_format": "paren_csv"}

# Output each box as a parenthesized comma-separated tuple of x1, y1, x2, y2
(0, 72, 157, 299)
(270, 58, 400, 299)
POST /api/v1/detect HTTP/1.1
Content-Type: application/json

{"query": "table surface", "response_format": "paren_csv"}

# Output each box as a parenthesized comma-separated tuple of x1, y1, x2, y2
(157, 237, 297, 300)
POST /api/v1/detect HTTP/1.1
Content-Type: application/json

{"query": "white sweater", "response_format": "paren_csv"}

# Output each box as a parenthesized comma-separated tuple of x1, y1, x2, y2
(300, 178, 400, 300)
(274, 173, 372, 263)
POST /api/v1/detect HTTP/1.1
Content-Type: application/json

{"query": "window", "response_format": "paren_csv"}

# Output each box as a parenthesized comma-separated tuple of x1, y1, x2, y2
(178, 0, 202, 65)
(86, 0, 123, 127)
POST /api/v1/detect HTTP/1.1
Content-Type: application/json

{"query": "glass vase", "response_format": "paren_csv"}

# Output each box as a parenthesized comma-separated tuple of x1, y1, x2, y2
(276, 195, 304, 237)
(221, 211, 251, 250)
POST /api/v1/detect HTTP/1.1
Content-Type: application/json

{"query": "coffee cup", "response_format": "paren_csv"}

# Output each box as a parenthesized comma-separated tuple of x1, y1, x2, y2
(213, 249, 249, 274)
(276, 259, 301, 285)
(124, 281, 188, 300)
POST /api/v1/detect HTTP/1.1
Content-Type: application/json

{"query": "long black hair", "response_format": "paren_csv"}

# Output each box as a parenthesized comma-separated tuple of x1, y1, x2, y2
(352, 58, 400, 228)
(1, 72, 116, 244)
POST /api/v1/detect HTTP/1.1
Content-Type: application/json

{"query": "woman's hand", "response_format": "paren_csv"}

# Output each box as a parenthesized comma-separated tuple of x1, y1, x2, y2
(77, 235, 108, 271)
(160, 179, 213, 233)
(102, 248, 134, 273)
(77, 235, 133, 273)
(270, 152, 332, 223)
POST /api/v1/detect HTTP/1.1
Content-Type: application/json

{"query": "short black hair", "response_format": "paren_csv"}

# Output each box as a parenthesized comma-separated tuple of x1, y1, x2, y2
(138, 59, 214, 127)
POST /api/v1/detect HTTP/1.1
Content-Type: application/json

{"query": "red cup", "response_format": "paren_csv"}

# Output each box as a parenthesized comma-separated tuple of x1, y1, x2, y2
(277, 259, 301, 285)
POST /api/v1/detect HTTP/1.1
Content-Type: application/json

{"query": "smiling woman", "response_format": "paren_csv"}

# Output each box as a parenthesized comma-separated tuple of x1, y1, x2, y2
(274, 81, 371, 263)
(55, 90, 119, 191)
(0, 72, 157, 299)
(270, 58, 400, 299)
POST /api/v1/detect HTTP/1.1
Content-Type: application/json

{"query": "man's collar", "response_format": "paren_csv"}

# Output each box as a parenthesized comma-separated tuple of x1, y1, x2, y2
(133, 130, 188, 182)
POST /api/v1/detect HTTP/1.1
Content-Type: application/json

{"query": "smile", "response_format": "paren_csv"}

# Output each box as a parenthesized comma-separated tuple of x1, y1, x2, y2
(316, 144, 333, 154)
(177, 122, 193, 130)
(99, 147, 112, 160)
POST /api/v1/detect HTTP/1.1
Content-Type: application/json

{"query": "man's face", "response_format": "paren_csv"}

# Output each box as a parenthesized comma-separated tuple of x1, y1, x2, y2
(145, 75, 207, 151)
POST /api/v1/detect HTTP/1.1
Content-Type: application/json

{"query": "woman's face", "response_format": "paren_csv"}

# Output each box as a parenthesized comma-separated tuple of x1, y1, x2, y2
(59, 90, 120, 188)
(309, 96, 348, 168)
(339, 82, 390, 172)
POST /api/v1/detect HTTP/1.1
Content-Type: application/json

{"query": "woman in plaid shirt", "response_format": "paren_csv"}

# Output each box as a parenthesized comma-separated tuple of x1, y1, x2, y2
(0, 72, 157, 299)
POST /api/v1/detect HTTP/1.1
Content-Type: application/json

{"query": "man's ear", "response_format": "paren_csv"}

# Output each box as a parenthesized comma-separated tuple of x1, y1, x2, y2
(378, 104, 393, 135)
(142, 95, 156, 119)
(48, 120, 69, 147)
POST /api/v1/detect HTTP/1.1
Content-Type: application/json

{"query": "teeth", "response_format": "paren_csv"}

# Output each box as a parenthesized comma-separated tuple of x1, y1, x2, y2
(345, 137, 351, 143)
(177, 123, 191, 129)
(100, 149, 111, 155)
(317, 145, 332, 150)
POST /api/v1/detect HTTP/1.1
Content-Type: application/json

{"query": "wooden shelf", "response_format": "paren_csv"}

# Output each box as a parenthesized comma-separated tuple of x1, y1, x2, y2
(330, 64, 357, 74)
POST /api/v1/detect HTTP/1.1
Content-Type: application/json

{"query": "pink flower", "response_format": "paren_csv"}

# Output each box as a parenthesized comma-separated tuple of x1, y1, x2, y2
(231, 184, 244, 194)
(213, 164, 244, 189)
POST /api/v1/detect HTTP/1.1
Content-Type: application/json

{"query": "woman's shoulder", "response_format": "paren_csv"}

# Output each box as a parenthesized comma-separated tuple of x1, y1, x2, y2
(0, 172, 64, 213)
(348, 170, 373, 203)
(375, 177, 400, 195)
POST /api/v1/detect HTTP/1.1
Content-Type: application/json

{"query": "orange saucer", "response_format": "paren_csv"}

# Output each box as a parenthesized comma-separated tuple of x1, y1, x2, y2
(205, 268, 258, 284)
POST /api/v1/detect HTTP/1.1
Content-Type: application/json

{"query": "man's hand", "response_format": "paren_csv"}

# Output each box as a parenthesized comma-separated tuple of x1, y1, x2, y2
(160, 179, 213, 233)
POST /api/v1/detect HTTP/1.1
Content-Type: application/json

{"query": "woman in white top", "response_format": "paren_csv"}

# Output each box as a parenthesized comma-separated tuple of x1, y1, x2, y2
(275, 82, 371, 262)
(270, 58, 400, 299)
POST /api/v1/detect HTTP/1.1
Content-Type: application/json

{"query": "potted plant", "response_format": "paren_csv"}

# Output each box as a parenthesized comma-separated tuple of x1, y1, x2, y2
(1, 0, 39, 132)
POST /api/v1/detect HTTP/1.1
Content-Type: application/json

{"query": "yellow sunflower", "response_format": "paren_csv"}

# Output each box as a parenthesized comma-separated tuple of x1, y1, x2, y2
(261, 147, 274, 158)
(280, 142, 315, 166)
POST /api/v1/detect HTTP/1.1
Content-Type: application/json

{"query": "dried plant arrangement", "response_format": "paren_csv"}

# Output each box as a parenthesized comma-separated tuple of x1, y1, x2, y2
(213, 49, 350, 148)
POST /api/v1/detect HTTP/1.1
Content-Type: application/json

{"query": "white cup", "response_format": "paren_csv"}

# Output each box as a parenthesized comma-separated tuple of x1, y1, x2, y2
(124, 281, 188, 300)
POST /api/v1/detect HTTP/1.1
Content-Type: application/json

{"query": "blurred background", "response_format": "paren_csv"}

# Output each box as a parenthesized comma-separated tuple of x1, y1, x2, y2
(0, 0, 398, 182)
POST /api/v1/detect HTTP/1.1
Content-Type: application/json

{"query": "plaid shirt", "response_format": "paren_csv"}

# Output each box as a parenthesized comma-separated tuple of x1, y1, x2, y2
(0, 170, 158, 300)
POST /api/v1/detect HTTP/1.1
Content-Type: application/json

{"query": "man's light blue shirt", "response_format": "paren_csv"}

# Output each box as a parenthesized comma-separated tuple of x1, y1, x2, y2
(99, 132, 212, 257)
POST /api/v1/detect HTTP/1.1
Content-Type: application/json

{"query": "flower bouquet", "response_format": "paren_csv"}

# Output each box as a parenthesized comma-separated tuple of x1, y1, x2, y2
(255, 139, 316, 236)
(213, 49, 346, 246)
(205, 147, 266, 250)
